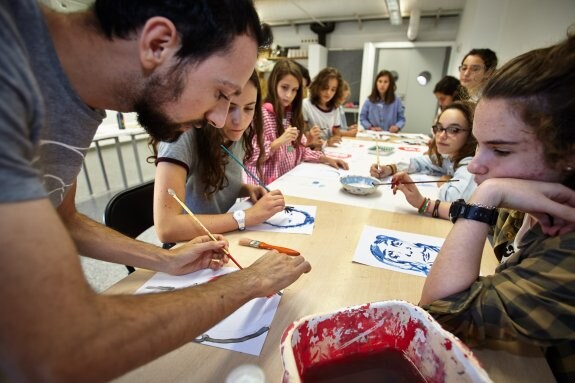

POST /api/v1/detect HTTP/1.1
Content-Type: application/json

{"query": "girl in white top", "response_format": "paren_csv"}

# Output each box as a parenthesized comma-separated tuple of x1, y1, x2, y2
(302, 67, 344, 149)
(370, 101, 477, 217)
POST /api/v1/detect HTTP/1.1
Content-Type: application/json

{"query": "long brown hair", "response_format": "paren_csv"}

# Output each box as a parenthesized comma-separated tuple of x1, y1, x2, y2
(148, 70, 265, 197)
(368, 70, 396, 104)
(481, 35, 575, 189)
(428, 101, 477, 169)
(265, 59, 305, 148)
(308, 67, 343, 110)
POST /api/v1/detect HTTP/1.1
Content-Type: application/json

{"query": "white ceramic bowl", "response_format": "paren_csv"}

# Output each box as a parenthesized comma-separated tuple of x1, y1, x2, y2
(340, 175, 379, 195)
(280, 300, 493, 383)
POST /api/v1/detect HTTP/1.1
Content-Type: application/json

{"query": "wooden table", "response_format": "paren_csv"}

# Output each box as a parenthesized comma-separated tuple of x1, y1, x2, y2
(107, 194, 555, 382)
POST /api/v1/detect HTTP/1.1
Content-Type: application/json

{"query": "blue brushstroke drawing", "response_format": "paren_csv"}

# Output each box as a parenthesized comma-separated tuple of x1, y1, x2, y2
(370, 234, 440, 276)
(263, 208, 315, 229)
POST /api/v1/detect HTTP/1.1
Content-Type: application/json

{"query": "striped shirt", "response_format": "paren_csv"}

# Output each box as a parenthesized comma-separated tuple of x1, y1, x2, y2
(244, 105, 322, 185)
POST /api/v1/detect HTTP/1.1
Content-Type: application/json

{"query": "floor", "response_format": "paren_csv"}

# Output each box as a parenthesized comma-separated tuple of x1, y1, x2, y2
(76, 135, 156, 293)
(77, 193, 131, 293)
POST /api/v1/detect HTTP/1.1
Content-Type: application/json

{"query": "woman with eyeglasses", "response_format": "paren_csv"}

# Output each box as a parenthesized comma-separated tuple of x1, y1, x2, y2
(458, 48, 498, 102)
(370, 101, 477, 218)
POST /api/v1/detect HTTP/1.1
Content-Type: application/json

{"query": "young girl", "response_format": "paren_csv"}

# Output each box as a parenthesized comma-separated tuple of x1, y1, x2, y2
(153, 71, 286, 243)
(370, 101, 477, 212)
(433, 75, 461, 113)
(420, 36, 575, 382)
(360, 70, 405, 132)
(302, 67, 345, 147)
(336, 80, 358, 137)
(244, 59, 348, 185)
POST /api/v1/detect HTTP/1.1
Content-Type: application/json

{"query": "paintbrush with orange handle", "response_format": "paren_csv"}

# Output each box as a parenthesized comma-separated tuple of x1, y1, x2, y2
(238, 238, 300, 256)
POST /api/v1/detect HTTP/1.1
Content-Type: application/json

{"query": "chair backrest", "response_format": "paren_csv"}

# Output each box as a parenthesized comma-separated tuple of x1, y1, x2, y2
(104, 180, 155, 239)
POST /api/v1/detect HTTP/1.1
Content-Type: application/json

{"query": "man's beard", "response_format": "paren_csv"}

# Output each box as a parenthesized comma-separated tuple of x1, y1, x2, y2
(134, 67, 207, 143)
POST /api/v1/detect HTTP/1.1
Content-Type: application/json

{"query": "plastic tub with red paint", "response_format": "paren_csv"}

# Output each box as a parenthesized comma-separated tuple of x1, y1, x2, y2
(280, 300, 493, 383)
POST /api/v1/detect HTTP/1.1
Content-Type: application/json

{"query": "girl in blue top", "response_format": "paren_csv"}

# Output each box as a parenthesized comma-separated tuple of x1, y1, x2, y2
(360, 70, 406, 132)
(370, 101, 478, 219)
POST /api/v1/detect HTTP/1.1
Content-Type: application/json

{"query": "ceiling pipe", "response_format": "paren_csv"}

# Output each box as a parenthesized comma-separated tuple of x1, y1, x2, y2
(290, 0, 325, 27)
(407, 8, 421, 41)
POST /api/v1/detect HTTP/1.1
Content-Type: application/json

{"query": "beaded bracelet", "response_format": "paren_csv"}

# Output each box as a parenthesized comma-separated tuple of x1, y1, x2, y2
(418, 197, 430, 215)
(432, 199, 441, 218)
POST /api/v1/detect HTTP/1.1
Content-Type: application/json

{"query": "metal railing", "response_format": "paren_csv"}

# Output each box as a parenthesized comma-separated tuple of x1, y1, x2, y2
(80, 126, 152, 198)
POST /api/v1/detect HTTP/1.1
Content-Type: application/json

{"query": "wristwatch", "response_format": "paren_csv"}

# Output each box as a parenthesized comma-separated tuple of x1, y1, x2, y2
(233, 210, 246, 231)
(449, 199, 499, 225)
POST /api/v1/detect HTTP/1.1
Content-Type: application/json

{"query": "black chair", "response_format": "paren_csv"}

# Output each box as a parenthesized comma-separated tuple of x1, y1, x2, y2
(104, 180, 155, 273)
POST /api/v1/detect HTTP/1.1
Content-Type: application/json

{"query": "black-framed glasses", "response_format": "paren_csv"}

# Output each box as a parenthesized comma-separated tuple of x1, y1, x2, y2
(432, 124, 470, 136)
(458, 64, 486, 73)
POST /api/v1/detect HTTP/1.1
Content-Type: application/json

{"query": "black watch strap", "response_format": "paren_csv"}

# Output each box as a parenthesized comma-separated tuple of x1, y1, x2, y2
(449, 199, 498, 225)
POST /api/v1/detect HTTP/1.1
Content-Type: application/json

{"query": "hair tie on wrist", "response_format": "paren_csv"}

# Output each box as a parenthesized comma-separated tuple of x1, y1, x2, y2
(418, 198, 430, 215)
(432, 199, 441, 218)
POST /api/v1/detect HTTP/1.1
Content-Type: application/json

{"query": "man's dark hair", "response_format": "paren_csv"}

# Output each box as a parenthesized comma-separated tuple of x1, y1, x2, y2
(93, 0, 272, 65)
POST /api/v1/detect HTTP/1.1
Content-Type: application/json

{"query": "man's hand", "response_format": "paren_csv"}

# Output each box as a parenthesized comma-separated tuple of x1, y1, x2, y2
(167, 235, 230, 275)
(243, 251, 311, 297)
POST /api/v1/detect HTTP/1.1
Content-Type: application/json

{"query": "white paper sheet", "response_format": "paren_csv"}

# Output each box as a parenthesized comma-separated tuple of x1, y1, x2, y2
(352, 225, 444, 277)
(231, 201, 317, 235)
(135, 267, 281, 356)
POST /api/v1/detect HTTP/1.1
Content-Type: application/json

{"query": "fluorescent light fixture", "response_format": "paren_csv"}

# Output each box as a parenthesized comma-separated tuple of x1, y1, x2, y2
(416, 71, 431, 86)
(384, 0, 402, 25)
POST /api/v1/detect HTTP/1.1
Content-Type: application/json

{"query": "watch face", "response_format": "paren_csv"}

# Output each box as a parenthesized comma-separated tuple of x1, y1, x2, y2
(449, 199, 465, 223)
(233, 210, 246, 230)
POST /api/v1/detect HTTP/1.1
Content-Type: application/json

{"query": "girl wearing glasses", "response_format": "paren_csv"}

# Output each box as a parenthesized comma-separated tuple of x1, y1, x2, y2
(458, 48, 498, 101)
(370, 101, 477, 214)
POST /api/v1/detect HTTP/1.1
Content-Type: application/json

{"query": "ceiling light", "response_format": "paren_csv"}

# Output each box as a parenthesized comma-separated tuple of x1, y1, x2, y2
(384, 0, 402, 25)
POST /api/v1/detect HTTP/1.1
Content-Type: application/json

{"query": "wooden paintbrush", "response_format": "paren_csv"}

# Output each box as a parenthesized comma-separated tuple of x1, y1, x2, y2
(238, 238, 300, 256)
(167, 188, 243, 269)
(375, 136, 380, 170)
(373, 179, 460, 186)
(219, 144, 294, 213)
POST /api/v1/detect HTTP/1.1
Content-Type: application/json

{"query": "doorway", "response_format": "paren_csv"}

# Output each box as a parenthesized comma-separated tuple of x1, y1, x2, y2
(360, 42, 454, 135)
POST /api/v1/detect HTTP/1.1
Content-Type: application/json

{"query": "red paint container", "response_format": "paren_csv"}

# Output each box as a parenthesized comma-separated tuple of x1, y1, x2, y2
(280, 300, 493, 383)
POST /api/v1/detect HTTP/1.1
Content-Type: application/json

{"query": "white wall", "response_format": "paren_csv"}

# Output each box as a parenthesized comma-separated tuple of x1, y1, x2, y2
(449, 0, 575, 76)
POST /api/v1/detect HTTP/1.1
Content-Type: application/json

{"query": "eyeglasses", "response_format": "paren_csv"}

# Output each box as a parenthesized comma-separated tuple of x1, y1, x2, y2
(432, 124, 470, 136)
(458, 64, 485, 73)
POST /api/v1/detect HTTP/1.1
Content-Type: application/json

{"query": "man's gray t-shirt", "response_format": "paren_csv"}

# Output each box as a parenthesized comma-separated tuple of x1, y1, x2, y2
(157, 129, 245, 214)
(0, 1, 104, 207)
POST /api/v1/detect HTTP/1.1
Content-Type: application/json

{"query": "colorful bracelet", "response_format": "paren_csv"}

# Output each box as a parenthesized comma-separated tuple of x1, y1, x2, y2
(432, 199, 441, 218)
(418, 198, 430, 215)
